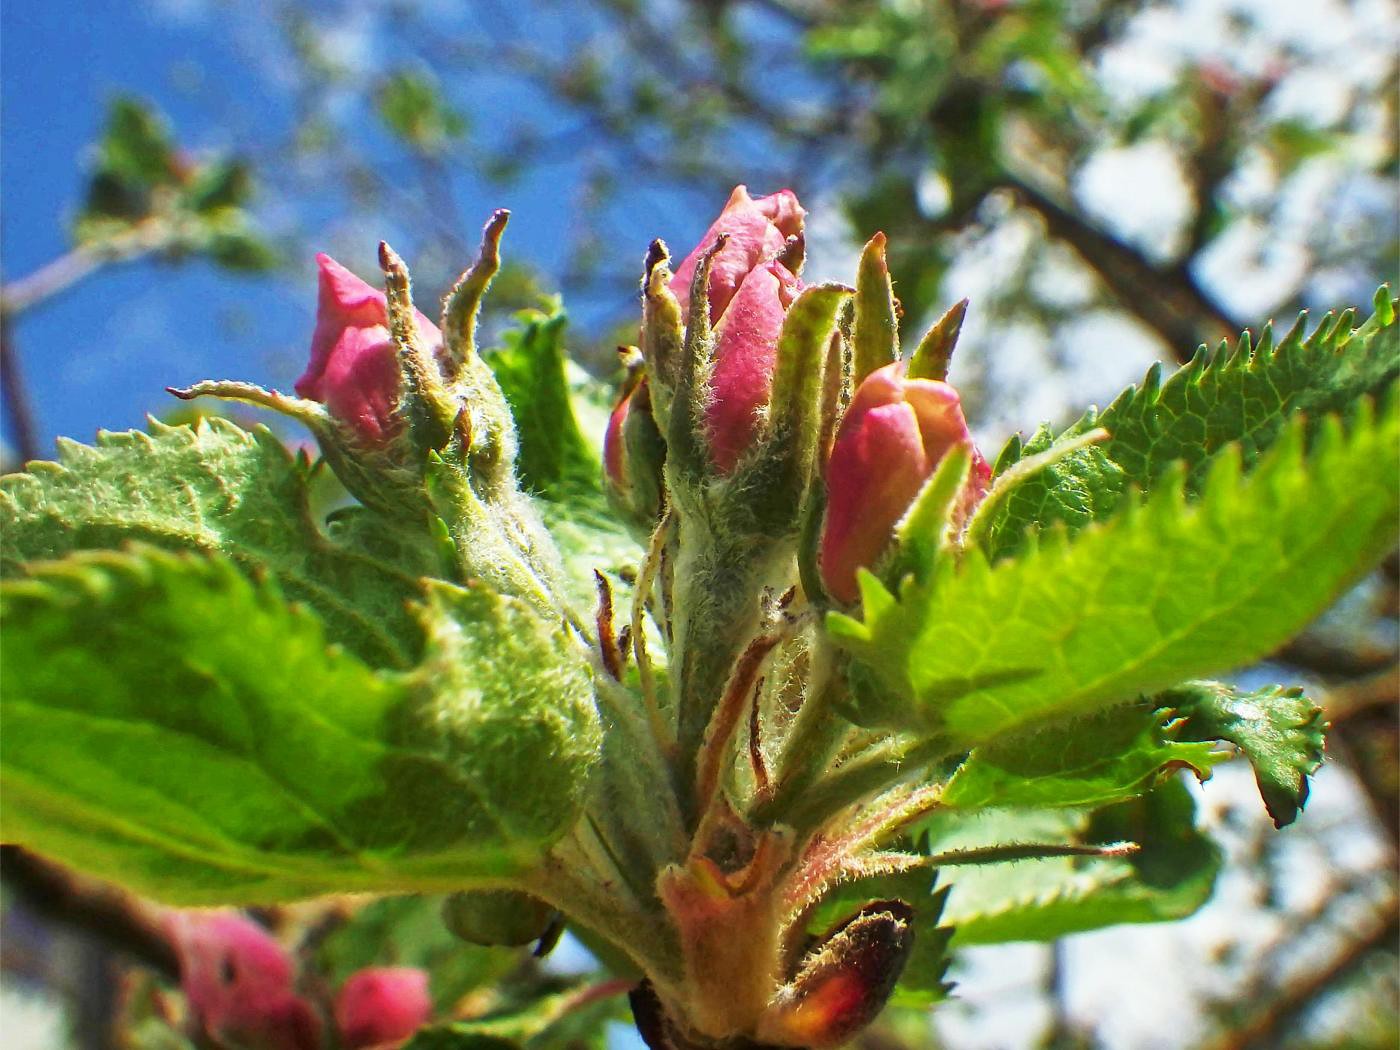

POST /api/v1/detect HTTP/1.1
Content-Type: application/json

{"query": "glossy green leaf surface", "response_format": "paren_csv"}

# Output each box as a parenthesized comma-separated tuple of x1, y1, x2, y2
(942, 702, 1225, 810)
(984, 291, 1399, 559)
(830, 392, 1399, 743)
(1159, 680, 1325, 827)
(0, 548, 597, 904)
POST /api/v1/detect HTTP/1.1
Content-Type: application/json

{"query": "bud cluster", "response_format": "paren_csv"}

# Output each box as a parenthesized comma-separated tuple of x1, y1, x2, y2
(172, 186, 986, 1049)
(609, 184, 987, 607)
(165, 910, 431, 1050)
(598, 186, 984, 1047)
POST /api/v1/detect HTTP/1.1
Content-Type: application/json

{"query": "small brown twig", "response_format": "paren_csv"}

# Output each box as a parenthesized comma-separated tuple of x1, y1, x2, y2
(1, 314, 40, 463)
(1200, 898, 1399, 1050)
(595, 570, 624, 680)
(0, 845, 178, 980)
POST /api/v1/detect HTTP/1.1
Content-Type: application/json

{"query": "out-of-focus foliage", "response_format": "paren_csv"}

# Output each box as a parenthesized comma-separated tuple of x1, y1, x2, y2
(75, 97, 275, 272)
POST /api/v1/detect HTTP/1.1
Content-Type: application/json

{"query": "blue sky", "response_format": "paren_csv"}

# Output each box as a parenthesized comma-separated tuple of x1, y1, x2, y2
(2, 2, 320, 450)
(0, 1, 735, 456)
(7, 0, 1390, 461)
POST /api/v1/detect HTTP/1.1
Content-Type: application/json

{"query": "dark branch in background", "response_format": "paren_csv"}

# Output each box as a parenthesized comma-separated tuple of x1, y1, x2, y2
(1, 222, 174, 463)
(0, 845, 179, 981)
(1003, 174, 1243, 361)
(1275, 635, 1399, 681)
(1200, 898, 1399, 1050)
(0, 315, 40, 463)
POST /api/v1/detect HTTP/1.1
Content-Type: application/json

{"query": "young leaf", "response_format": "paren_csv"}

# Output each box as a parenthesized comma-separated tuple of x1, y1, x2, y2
(941, 702, 1224, 810)
(1158, 681, 1325, 828)
(1, 418, 437, 668)
(927, 780, 1220, 945)
(984, 292, 1400, 558)
(485, 305, 640, 607)
(403, 984, 618, 1049)
(0, 548, 597, 904)
(829, 392, 1399, 742)
(485, 305, 602, 502)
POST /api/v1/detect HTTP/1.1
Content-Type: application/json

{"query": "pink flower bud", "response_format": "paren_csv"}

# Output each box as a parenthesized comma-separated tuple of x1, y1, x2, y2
(164, 911, 322, 1050)
(706, 259, 802, 473)
(819, 364, 990, 603)
(669, 185, 804, 325)
(335, 967, 433, 1049)
(665, 187, 805, 473)
(294, 253, 442, 445)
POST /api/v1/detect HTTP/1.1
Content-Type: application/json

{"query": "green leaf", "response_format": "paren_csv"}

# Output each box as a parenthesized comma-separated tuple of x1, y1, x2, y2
(404, 984, 617, 1049)
(377, 69, 468, 154)
(1, 418, 436, 669)
(485, 305, 602, 502)
(928, 779, 1220, 945)
(984, 292, 1400, 559)
(97, 96, 177, 187)
(829, 392, 1399, 742)
(204, 229, 279, 272)
(0, 547, 597, 904)
(942, 702, 1225, 810)
(185, 159, 254, 213)
(1159, 681, 1325, 828)
(406, 1037, 520, 1050)
(485, 304, 640, 606)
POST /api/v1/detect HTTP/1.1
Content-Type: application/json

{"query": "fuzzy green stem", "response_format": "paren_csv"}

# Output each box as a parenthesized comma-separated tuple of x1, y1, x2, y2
(779, 733, 955, 838)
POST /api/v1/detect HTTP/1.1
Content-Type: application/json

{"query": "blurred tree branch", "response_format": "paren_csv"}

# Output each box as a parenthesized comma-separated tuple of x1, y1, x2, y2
(0, 845, 178, 980)
(1201, 897, 1399, 1050)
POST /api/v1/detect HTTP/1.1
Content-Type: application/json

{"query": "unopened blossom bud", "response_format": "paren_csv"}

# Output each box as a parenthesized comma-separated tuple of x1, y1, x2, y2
(668, 186, 805, 474)
(164, 911, 321, 1050)
(760, 900, 915, 1048)
(335, 967, 432, 1049)
(819, 364, 989, 603)
(670, 185, 804, 325)
(294, 253, 443, 445)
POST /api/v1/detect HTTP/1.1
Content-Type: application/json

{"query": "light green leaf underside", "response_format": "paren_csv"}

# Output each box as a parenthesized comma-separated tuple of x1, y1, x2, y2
(830, 391, 1399, 743)
(942, 702, 1224, 810)
(929, 780, 1220, 945)
(1159, 681, 1325, 828)
(0, 418, 437, 669)
(985, 291, 1399, 559)
(485, 304, 641, 607)
(0, 548, 597, 905)
(486, 305, 602, 502)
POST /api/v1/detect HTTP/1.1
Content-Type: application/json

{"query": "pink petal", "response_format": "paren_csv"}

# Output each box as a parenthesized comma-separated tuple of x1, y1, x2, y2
(704, 260, 801, 473)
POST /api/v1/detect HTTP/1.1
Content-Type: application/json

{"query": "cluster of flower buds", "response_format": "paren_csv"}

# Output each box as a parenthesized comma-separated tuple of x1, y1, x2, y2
(613, 184, 988, 601)
(165, 910, 431, 1050)
(613, 187, 983, 1049)
(173, 213, 574, 614)
(173, 211, 525, 514)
